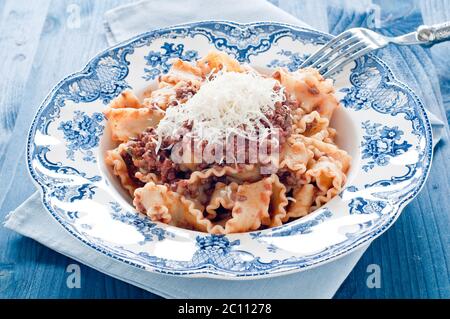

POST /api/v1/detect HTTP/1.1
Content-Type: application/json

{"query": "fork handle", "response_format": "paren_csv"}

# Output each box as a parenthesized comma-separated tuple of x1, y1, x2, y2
(417, 22, 450, 45)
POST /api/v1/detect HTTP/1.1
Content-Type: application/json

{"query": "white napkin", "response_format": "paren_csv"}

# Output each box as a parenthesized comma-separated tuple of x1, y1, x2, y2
(104, 0, 307, 44)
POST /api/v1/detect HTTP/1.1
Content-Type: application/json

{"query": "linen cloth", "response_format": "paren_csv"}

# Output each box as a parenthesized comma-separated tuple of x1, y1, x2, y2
(4, 0, 445, 298)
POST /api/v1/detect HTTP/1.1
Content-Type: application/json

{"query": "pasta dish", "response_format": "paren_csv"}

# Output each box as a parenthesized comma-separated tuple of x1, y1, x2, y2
(104, 51, 351, 234)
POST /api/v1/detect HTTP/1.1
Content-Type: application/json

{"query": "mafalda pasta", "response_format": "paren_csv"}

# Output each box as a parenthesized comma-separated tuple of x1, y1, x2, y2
(104, 51, 351, 234)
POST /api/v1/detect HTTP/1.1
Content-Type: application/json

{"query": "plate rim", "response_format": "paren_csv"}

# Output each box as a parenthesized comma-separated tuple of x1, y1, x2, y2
(26, 20, 434, 279)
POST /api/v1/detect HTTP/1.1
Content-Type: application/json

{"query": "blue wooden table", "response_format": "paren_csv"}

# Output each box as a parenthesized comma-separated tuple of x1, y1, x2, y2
(0, 0, 448, 298)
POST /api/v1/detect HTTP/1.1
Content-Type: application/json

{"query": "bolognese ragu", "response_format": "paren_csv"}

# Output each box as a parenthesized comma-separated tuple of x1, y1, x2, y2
(104, 51, 351, 234)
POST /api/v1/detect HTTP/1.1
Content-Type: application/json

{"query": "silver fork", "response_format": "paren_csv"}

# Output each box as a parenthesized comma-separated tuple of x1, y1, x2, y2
(300, 22, 450, 77)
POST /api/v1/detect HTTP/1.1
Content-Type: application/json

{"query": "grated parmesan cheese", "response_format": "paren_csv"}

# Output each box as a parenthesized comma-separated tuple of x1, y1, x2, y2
(156, 71, 285, 144)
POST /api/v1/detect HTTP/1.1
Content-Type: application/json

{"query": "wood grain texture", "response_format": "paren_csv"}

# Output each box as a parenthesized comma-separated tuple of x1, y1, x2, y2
(0, 0, 448, 298)
(0, 0, 158, 299)
(0, 0, 51, 169)
(0, 0, 131, 209)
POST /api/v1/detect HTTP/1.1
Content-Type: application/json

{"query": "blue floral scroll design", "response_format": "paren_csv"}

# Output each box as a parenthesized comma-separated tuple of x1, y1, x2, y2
(103, 234, 282, 273)
(262, 209, 332, 237)
(266, 49, 310, 71)
(52, 184, 97, 203)
(126, 234, 284, 272)
(340, 57, 418, 129)
(109, 202, 175, 245)
(57, 111, 104, 162)
(349, 197, 387, 216)
(360, 121, 412, 172)
(249, 208, 333, 254)
(340, 86, 373, 110)
(57, 54, 131, 105)
(190, 235, 243, 269)
(143, 42, 198, 80)
(266, 244, 279, 253)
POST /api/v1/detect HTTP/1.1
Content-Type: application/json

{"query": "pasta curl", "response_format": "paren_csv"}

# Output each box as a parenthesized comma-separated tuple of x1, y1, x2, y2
(104, 51, 352, 234)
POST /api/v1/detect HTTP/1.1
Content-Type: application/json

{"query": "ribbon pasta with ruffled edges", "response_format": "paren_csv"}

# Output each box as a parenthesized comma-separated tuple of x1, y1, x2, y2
(103, 51, 351, 234)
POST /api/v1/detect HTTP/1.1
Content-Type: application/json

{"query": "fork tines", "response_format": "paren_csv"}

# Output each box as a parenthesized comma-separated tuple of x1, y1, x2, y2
(300, 29, 372, 77)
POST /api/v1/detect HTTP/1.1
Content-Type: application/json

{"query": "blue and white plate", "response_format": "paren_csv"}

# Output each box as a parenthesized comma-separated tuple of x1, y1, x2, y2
(27, 21, 432, 279)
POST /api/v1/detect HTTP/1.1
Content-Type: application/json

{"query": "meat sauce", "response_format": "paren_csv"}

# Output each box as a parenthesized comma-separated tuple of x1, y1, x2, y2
(122, 84, 297, 188)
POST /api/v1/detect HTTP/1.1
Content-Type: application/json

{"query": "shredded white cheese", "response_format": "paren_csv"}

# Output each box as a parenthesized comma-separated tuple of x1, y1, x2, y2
(156, 71, 284, 143)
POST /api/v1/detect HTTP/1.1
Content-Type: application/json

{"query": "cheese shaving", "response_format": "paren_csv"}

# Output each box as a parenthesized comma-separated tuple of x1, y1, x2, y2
(156, 71, 284, 144)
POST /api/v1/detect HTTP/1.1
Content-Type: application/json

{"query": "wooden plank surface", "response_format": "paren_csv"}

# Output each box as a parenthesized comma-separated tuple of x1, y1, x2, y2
(0, 0, 51, 167)
(0, 0, 448, 298)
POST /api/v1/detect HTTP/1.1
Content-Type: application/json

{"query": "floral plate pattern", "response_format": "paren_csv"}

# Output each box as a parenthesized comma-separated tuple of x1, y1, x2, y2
(27, 21, 432, 279)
